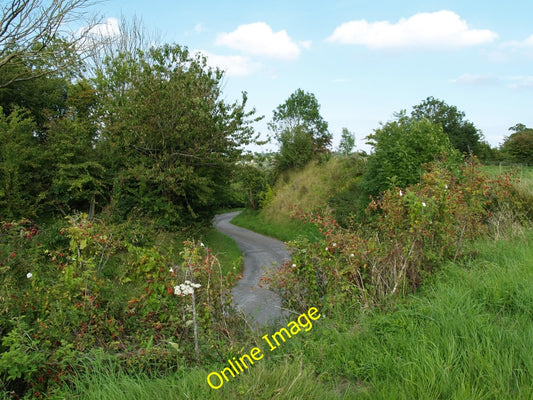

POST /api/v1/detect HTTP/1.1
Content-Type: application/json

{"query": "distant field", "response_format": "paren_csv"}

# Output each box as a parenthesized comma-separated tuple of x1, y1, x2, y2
(482, 164, 533, 193)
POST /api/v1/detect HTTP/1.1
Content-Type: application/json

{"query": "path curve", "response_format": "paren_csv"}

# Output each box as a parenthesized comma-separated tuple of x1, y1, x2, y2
(213, 211, 290, 325)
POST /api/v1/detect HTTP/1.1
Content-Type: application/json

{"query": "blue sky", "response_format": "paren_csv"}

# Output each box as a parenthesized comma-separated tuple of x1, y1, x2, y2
(88, 0, 533, 152)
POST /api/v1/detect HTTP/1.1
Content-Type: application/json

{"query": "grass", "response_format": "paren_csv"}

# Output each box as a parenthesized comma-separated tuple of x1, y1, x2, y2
(53, 356, 355, 400)
(202, 228, 243, 275)
(482, 164, 533, 193)
(231, 209, 321, 242)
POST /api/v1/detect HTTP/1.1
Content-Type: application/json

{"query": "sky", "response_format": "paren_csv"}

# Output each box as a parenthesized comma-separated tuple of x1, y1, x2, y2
(86, 0, 533, 152)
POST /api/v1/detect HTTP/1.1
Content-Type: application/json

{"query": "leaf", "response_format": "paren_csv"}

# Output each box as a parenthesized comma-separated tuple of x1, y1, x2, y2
(168, 341, 181, 353)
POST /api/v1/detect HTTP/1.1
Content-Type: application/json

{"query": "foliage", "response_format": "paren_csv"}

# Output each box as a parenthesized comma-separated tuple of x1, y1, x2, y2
(327, 155, 368, 227)
(233, 163, 269, 210)
(94, 45, 259, 226)
(0, 215, 245, 398)
(264, 158, 518, 311)
(360, 111, 460, 197)
(501, 124, 533, 165)
(411, 96, 483, 155)
(0, 45, 103, 219)
(268, 89, 331, 172)
(0, 108, 45, 218)
(337, 127, 356, 156)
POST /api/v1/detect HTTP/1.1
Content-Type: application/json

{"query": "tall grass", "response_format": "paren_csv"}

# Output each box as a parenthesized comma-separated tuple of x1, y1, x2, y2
(53, 356, 355, 399)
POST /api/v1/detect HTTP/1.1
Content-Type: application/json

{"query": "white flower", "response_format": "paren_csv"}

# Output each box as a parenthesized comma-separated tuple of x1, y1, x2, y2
(200, 242, 205, 247)
(325, 247, 329, 251)
(332, 242, 337, 247)
(444, 184, 448, 189)
(292, 263, 297, 268)
(174, 281, 200, 296)
(422, 202, 426, 207)
(399, 190, 403, 197)
(169, 267, 174, 273)
(26, 272, 32, 279)
(350, 253, 355, 257)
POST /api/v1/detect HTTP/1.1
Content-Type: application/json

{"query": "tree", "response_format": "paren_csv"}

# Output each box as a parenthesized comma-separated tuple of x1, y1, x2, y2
(411, 96, 482, 155)
(338, 127, 355, 156)
(94, 44, 259, 225)
(268, 89, 331, 171)
(0, 48, 101, 218)
(0, 107, 45, 218)
(360, 111, 459, 196)
(501, 124, 533, 165)
(0, 0, 97, 88)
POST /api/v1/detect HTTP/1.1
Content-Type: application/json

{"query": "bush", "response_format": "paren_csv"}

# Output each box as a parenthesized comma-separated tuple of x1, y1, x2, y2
(0, 215, 244, 398)
(264, 157, 519, 312)
(359, 112, 460, 198)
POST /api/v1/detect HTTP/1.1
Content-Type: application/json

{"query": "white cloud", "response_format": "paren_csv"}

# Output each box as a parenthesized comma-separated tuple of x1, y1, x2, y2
(215, 22, 301, 59)
(505, 34, 533, 49)
(86, 17, 120, 38)
(327, 10, 498, 50)
(449, 73, 498, 85)
(449, 74, 533, 90)
(196, 50, 260, 77)
(194, 23, 204, 34)
(507, 76, 533, 90)
(299, 40, 312, 50)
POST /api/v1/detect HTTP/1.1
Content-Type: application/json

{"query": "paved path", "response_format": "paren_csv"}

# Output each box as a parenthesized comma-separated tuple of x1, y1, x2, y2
(213, 211, 290, 326)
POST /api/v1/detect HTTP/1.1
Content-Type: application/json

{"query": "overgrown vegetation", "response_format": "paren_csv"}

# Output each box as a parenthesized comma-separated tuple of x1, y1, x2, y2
(2, 1, 533, 398)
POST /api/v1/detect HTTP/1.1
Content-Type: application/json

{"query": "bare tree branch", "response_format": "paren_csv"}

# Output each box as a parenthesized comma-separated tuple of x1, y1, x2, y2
(0, 0, 100, 87)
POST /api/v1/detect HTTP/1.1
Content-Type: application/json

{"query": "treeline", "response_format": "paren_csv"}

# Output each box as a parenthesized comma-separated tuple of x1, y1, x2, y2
(0, 12, 258, 227)
(238, 90, 533, 218)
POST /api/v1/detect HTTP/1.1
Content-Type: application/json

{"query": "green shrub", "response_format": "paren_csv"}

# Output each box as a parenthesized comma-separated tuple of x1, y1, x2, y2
(0, 215, 245, 398)
(265, 157, 519, 311)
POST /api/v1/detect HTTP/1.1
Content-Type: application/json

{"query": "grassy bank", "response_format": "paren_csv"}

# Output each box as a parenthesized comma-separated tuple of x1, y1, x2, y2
(231, 209, 321, 242)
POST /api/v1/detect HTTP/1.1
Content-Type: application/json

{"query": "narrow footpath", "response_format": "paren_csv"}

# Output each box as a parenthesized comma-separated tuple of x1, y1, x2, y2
(213, 211, 290, 326)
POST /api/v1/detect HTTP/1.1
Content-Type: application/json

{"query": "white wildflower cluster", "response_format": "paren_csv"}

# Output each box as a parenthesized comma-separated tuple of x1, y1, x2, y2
(174, 280, 201, 296)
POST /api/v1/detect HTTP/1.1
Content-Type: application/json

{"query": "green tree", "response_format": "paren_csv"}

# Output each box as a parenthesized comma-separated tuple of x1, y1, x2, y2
(94, 45, 259, 225)
(501, 124, 533, 165)
(360, 111, 459, 196)
(411, 96, 482, 155)
(338, 127, 356, 156)
(269, 89, 331, 171)
(0, 107, 46, 218)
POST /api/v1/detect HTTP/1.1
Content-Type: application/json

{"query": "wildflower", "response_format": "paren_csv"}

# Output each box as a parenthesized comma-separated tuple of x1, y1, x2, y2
(399, 190, 403, 197)
(325, 247, 329, 251)
(174, 281, 201, 296)
(350, 253, 355, 257)
(26, 272, 33, 279)
(422, 202, 426, 207)
(200, 242, 205, 247)
(332, 242, 337, 247)
(169, 267, 174, 273)
(292, 263, 297, 268)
